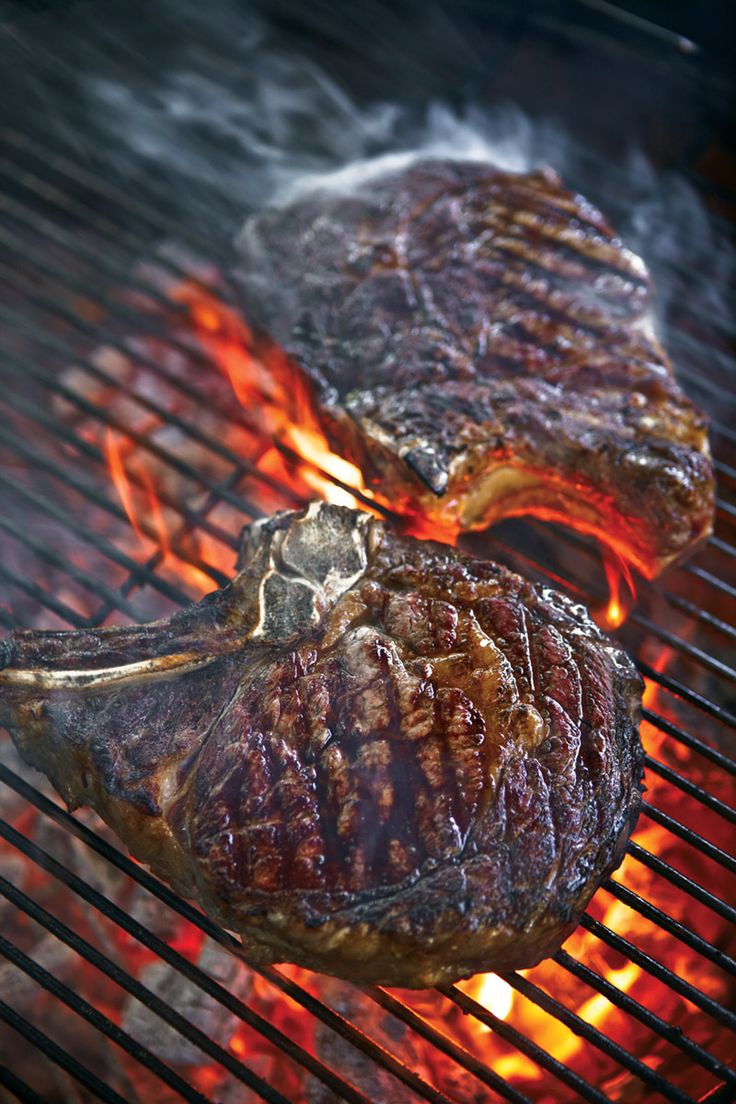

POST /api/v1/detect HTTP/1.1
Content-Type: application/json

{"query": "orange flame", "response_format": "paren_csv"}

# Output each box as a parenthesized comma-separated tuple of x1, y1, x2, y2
(176, 284, 376, 514)
(104, 426, 216, 597)
(597, 549, 636, 631)
(104, 428, 145, 542)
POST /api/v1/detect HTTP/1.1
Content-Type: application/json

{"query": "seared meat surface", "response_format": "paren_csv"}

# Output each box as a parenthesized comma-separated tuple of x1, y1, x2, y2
(238, 160, 714, 577)
(0, 504, 643, 986)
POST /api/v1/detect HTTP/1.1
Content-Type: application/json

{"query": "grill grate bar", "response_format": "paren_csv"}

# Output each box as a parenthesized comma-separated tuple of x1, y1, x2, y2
(668, 347, 736, 408)
(0, 931, 213, 1104)
(715, 459, 736, 484)
(644, 755, 736, 823)
(678, 301, 736, 348)
(0, 421, 247, 587)
(641, 709, 736, 775)
(717, 498, 736, 522)
(0, 325, 268, 516)
(0, 344, 272, 523)
(709, 536, 736, 561)
(0, 469, 192, 608)
(0, 302, 282, 504)
(498, 972, 697, 1104)
(0, 399, 241, 565)
(604, 876, 736, 973)
(0, 190, 211, 328)
(686, 563, 736, 601)
(0, 311, 280, 503)
(520, 516, 736, 648)
(0, 1000, 130, 1104)
(0, 155, 210, 291)
(518, 525, 736, 681)
(0, 126, 238, 267)
(646, 584, 736, 644)
(640, 801, 736, 874)
(552, 949, 736, 1085)
(0, 562, 99, 630)
(0, 410, 231, 595)
(0, 509, 143, 622)
(7, 764, 731, 1100)
(579, 915, 736, 1030)
(670, 333, 736, 395)
(0, 193, 247, 379)
(637, 659, 736, 730)
(0, 876, 373, 1104)
(0, 225, 234, 385)
(627, 842, 736, 926)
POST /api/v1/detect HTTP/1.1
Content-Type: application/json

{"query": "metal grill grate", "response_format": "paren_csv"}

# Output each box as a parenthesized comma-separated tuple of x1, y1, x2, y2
(1, 3, 735, 1102)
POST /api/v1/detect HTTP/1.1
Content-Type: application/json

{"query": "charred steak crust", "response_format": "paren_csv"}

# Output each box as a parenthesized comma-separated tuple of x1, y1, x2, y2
(238, 159, 714, 577)
(0, 504, 643, 987)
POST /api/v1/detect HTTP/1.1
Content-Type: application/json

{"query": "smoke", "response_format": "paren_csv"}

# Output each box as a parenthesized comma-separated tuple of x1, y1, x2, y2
(73, 3, 732, 326)
(84, 31, 564, 213)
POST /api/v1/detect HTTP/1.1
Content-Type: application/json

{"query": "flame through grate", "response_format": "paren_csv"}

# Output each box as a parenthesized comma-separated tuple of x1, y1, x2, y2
(0, 2, 735, 1102)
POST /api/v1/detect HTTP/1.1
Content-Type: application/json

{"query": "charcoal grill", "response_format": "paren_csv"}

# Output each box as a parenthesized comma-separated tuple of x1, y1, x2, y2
(0, 1, 734, 1102)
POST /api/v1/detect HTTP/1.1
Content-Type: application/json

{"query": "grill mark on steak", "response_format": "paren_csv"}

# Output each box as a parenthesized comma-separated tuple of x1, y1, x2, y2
(238, 159, 713, 576)
(0, 503, 643, 986)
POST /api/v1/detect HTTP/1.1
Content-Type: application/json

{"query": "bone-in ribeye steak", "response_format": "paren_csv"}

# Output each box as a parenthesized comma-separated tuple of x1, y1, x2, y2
(0, 504, 643, 986)
(238, 160, 714, 578)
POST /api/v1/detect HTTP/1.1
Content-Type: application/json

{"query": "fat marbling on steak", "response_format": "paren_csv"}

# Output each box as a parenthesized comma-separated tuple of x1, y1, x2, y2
(0, 504, 643, 987)
(238, 159, 714, 578)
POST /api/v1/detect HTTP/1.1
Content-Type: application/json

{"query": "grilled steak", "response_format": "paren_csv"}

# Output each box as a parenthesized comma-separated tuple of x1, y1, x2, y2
(238, 159, 714, 578)
(0, 503, 643, 987)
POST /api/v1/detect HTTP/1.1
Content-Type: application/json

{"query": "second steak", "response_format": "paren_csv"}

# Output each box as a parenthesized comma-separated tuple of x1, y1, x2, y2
(238, 159, 714, 577)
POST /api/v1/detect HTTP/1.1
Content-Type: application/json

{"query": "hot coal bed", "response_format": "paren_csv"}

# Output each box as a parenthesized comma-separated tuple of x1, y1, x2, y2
(0, 2, 734, 1102)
